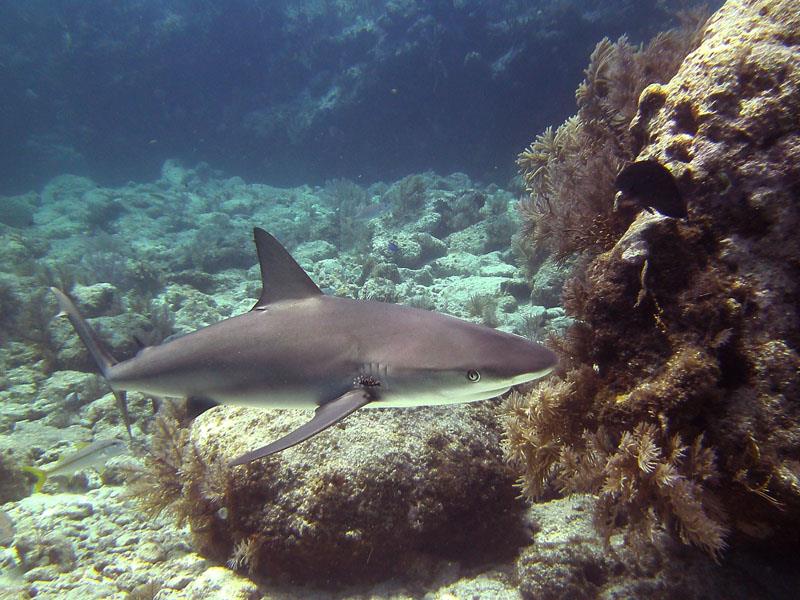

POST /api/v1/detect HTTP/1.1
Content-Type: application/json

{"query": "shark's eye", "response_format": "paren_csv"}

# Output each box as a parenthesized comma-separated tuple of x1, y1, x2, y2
(466, 369, 481, 382)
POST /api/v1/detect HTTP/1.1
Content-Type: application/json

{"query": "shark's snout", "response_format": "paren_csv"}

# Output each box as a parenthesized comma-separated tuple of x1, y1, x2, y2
(483, 331, 558, 384)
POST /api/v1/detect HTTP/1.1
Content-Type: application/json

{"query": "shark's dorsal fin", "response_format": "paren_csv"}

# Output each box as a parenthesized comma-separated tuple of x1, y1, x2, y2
(251, 228, 322, 310)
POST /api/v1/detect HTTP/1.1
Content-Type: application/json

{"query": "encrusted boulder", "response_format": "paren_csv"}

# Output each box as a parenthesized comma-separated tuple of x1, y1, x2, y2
(182, 402, 525, 584)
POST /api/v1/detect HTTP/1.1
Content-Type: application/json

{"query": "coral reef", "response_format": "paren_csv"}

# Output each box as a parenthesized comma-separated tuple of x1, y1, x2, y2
(507, 0, 800, 560)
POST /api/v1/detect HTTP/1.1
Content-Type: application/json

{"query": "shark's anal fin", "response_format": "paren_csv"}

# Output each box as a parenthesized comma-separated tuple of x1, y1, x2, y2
(228, 388, 373, 466)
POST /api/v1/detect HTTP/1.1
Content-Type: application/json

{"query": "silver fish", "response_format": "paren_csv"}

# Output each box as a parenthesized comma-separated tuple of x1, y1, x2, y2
(23, 439, 128, 493)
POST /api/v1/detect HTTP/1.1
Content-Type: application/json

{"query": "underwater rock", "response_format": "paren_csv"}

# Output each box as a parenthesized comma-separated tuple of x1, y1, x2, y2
(292, 239, 338, 263)
(627, 0, 800, 542)
(433, 189, 487, 237)
(68, 283, 123, 318)
(433, 275, 512, 322)
(180, 566, 260, 600)
(0, 486, 213, 598)
(0, 233, 49, 273)
(415, 232, 448, 263)
(185, 403, 525, 584)
(529, 256, 573, 309)
(39, 175, 97, 206)
(372, 232, 422, 268)
(0, 192, 37, 228)
(516, 495, 772, 599)
(479, 261, 518, 279)
(0, 452, 28, 503)
(447, 223, 491, 255)
(372, 232, 446, 269)
(15, 529, 77, 573)
(53, 310, 152, 373)
(431, 568, 522, 599)
(357, 276, 398, 302)
(160, 159, 191, 187)
(35, 371, 104, 429)
(37, 371, 105, 407)
(430, 250, 511, 279)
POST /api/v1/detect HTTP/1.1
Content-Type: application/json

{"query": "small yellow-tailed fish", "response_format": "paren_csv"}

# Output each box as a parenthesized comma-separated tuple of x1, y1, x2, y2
(23, 438, 128, 493)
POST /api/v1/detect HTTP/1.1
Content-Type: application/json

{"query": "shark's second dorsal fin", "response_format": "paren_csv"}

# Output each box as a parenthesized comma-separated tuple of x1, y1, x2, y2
(251, 228, 322, 310)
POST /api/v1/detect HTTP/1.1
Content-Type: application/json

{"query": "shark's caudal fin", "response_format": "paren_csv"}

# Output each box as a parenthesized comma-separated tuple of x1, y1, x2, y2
(50, 288, 133, 439)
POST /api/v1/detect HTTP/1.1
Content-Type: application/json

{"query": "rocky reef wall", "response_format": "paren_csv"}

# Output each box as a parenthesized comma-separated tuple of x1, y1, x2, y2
(509, 0, 800, 558)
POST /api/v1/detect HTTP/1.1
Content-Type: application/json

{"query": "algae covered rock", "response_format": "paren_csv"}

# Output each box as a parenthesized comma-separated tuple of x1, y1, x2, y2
(180, 566, 260, 600)
(182, 403, 524, 585)
(68, 283, 123, 318)
(509, 0, 800, 560)
(0, 192, 37, 228)
(529, 256, 572, 308)
(624, 0, 800, 541)
(0, 451, 28, 503)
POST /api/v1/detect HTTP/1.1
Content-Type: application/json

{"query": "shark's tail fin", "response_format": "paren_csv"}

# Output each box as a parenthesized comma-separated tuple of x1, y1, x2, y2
(50, 288, 133, 439)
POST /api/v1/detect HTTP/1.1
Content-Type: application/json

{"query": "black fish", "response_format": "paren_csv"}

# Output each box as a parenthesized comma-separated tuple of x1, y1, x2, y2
(614, 159, 687, 219)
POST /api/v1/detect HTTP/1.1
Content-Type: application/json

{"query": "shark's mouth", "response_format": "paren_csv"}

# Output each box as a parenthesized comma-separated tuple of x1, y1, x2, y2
(509, 365, 555, 386)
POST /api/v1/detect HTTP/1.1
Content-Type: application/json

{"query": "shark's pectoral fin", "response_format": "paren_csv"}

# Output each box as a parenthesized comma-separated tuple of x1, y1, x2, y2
(228, 389, 373, 466)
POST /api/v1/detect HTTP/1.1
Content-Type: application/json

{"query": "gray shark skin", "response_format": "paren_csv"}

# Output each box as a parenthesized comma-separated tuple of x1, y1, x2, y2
(53, 228, 557, 465)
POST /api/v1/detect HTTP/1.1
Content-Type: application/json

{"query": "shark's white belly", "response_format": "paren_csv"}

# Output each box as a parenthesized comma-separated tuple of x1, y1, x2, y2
(188, 385, 511, 410)
(212, 388, 323, 409)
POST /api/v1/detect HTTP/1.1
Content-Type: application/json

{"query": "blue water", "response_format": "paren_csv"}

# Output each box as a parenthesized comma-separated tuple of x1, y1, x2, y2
(0, 0, 715, 195)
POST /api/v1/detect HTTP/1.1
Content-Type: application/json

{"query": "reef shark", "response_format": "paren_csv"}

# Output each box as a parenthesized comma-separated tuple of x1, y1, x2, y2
(52, 228, 557, 466)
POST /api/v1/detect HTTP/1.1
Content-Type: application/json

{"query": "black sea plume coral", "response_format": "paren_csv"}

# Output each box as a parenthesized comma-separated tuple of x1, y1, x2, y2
(122, 400, 204, 525)
(502, 387, 729, 560)
(590, 424, 728, 560)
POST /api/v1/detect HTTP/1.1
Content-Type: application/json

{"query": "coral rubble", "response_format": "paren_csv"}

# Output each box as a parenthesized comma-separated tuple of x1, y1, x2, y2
(509, 0, 800, 560)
